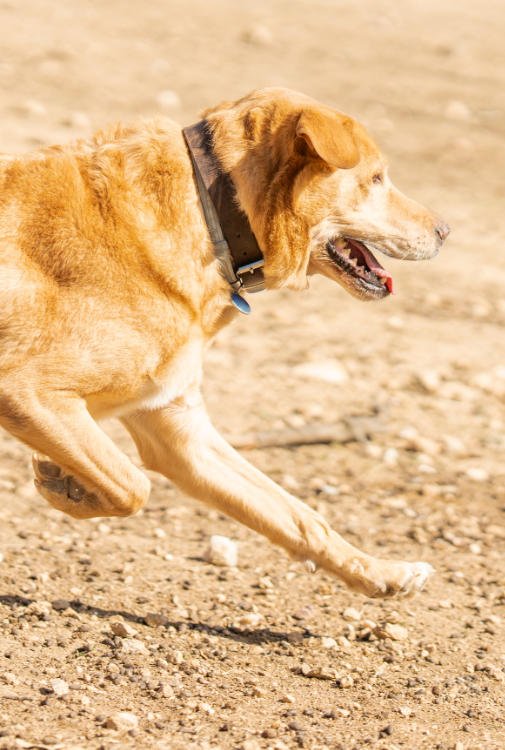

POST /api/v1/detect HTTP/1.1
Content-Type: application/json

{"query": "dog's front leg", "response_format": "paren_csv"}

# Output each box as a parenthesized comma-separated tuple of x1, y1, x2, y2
(0, 389, 150, 519)
(123, 393, 433, 598)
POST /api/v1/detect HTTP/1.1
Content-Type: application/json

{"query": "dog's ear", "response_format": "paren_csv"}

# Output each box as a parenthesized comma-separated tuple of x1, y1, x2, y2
(295, 107, 360, 169)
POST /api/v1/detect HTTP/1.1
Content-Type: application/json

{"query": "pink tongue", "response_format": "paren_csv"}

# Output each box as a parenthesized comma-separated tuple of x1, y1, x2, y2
(357, 244, 394, 295)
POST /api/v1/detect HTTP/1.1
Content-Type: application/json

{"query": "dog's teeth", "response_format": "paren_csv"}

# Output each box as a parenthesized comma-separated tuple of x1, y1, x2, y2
(333, 238, 349, 253)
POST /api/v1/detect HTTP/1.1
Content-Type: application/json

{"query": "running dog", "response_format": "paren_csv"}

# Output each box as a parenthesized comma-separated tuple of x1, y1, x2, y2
(0, 88, 449, 597)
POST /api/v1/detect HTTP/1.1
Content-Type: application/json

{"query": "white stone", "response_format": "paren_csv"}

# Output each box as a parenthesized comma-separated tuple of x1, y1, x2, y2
(304, 559, 316, 573)
(293, 360, 348, 385)
(120, 637, 148, 655)
(63, 111, 91, 129)
(280, 693, 296, 703)
(418, 463, 436, 474)
(406, 435, 439, 455)
(416, 369, 441, 393)
(205, 535, 238, 567)
(342, 607, 362, 622)
(199, 702, 215, 715)
(387, 315, 404, 329)
(50, 678, 69, 697)
(337, 674, 354, 688)
(376, 623, 408, 641)
(465, 467, 489, 482)
(241, 24, 274, 46)
(444, 100, 472, 121)
(321, 636, 337, 649)
(442, 435, 466, 455)
(234, 612, 263, 628)
(399, 426, 418, 440)
(365, 443, 382, 458)
(105, 711, 139, 731)
(242, 740, 262, 750)
(383, 447, 399, 466)
(156, 89, 181, 110)
(20, 98, 47, 117)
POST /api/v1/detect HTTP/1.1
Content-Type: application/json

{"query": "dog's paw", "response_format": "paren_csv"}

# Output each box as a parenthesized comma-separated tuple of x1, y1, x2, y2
(32, 453, 99, 518)
(346, 557, 434, 599)
(394, 561, 434, 596)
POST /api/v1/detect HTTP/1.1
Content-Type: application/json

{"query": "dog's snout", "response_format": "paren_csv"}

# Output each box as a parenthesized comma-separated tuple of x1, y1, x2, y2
(435, 221, 450, 243)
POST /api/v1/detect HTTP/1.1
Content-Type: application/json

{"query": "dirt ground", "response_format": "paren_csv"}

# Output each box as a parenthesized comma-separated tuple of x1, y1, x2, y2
(1, 1, 504, 748)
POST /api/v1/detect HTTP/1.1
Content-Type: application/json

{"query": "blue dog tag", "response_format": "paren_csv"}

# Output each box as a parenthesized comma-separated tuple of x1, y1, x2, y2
(231, 292, 251, 315)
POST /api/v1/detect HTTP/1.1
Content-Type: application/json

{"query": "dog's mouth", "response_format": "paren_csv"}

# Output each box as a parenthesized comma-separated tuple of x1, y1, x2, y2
(325, 237, 394, 299)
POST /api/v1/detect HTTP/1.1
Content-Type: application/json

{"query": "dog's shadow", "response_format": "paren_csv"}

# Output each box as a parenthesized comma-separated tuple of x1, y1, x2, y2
(0, 593, 315, 645)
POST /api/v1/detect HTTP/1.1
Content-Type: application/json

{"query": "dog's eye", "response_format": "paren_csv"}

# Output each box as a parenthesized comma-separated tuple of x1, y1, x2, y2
(372, 173, 384, 184)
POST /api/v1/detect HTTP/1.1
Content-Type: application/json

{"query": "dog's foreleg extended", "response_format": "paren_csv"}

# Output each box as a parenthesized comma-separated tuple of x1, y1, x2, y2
(123, 392, 433, 598)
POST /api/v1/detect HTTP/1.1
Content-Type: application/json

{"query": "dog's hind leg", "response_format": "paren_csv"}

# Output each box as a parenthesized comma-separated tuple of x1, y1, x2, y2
(122, 392, 433, 599)
(0, 389, 150, 519)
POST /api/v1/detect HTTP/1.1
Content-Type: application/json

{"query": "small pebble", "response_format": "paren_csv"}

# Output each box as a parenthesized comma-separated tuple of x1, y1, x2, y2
(379, 724, 393, 737)
(444, 99, 472, 121)
(293, 360, 348, 385)
(336, 674, 354, 688)
(65, 111, 91, 129)
(375, 623, 409, 641)
(342, 607, 362, 622)
(464, 467, 489, 482)
(234, 612, 263, 629)
(120, 638, 149, 655)
(298, 664, 336, 681)
(416, 369, 441, 393)
(156, 89, 181, 110)
(292, 605, 315, 621)
(50, 678, 69, 697)
(110, 621, 138, 638)
(321, 637, 337, 649)
(241, 24, 274, 46)
(383, 447, 399, 466)
(280, 693, 295, 703)
(104, 711, 139, 731)
(20, 98, 47, 117)
(145, 612, 169, 627)
(205, 535, 238, 567)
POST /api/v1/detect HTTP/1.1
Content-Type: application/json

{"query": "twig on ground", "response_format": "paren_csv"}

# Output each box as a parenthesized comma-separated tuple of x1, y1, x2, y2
(227, 412, 385, 450)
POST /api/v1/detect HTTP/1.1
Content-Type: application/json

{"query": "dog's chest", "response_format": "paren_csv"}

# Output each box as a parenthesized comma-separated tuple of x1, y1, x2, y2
(133, 341, 203, 413)
(90, 340, 203, 418)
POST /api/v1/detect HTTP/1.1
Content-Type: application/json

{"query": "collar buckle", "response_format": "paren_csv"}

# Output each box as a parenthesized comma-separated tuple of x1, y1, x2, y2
(236, 259, 265, 293)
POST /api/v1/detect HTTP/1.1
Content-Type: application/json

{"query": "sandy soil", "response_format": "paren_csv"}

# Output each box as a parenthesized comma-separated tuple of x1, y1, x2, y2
(0, 1, 504, 748)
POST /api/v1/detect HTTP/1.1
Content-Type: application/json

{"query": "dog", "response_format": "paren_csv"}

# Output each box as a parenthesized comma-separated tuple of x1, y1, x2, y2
(0, 88, 449, 598)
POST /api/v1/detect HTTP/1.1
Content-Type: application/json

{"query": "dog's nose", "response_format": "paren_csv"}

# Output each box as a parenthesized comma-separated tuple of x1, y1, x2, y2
(435, 221, 450, 243)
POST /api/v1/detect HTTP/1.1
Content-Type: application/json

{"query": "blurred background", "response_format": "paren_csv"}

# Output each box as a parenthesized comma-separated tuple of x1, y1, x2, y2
(1, 2, 504, 749)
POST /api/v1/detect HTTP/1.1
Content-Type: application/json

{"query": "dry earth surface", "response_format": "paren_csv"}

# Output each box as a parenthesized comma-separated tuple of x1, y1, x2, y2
(0, 1, 504, 749)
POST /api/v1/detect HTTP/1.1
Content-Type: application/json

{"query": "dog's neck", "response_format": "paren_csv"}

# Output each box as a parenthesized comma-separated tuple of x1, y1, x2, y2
(183, 121, 265, 303)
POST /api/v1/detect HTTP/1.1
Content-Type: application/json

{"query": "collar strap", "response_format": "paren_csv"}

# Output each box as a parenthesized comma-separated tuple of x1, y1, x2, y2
(183, 120, 265, 294)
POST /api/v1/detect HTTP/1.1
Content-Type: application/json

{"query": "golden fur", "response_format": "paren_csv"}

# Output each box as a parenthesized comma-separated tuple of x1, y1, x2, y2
(0, 88, 448, 597)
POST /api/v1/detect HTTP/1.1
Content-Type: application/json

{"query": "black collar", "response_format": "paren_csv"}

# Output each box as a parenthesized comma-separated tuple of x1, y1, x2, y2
(183, 120, 265, 298)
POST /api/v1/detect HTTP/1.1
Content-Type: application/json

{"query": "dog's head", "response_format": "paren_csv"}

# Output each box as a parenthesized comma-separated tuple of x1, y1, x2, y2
(203, 88, 449, 299)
